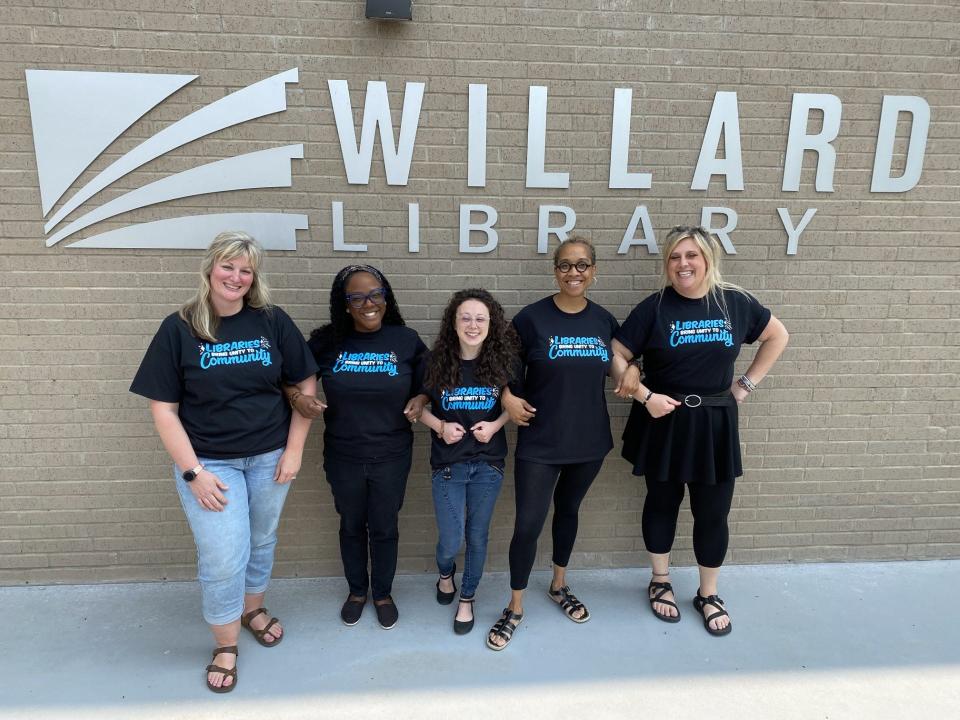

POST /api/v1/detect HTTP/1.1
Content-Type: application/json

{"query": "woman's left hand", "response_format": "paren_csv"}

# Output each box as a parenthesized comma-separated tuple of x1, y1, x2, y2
(731, 381, 749, 405)
(274, 448, 302, 484)
(615, 364, 641, 399)
(404, 394, 427, 423)
(470, 421, 496, 443)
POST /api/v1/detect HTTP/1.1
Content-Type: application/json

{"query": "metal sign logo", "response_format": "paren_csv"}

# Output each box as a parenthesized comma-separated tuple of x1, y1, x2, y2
(25, 68, 306, 250)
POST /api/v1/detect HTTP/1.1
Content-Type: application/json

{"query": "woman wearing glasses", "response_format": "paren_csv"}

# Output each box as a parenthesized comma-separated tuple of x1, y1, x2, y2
(418, 289, 519, 635)
(613, 226, 788, 636)
(289, 265, 426, 630)
(487, 237, 630, 650)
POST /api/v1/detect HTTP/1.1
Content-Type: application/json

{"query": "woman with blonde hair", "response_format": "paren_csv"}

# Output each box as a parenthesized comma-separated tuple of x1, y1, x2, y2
(613, 226, 789, 636)
(131, 231, 318, 692)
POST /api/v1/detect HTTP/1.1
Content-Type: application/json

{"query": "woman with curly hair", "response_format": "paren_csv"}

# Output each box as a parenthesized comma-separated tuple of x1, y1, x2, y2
(418, 289, 519, 635)
(287, 265, 427, 630)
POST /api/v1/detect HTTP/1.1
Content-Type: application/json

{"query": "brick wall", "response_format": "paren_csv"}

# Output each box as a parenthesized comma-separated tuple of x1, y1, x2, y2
(1, 0, 958, 584)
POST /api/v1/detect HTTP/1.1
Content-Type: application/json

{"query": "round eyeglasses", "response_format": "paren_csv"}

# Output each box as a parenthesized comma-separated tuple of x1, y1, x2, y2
(555, 260, 593, 273)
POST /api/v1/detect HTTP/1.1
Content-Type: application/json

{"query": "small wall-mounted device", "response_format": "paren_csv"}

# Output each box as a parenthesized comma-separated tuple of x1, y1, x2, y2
(366, 0, 412, 20)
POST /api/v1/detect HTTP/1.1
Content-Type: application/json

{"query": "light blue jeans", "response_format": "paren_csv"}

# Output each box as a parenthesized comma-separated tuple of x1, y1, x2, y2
(175, 447, 288, 625)
(432, 461, 504, 599)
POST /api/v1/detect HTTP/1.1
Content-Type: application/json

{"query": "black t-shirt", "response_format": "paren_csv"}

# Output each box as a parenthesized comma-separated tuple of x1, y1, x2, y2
(510, 296, 619, 464)
(615, 286, 771, 394)
(130, 304, 319, 459)
(424, 356, 507, 470)
(313, 324, 427, 462)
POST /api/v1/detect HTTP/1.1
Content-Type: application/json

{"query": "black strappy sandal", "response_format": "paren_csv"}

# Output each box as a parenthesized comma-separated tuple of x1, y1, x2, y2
(486, 608, 523, 650)
(453, 596, 475, 635)
(205, 645, 238, 693)
(548, 584, 591, 623)
(436, 563, 457, 605)
(648, 580, 681, 623)
(693, 589, 732, 636)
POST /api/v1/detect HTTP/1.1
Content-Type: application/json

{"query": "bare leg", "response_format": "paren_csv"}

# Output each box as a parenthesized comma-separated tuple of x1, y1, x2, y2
(208, 620, 240, 689)
(242, 591, 282, 643)
(648, 550, 678, 619)
(697, 564, 730, 632)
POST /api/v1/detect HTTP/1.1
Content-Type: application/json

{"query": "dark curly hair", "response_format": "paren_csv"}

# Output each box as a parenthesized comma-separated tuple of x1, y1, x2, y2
(308, 264, 405, 364)
(424, 288, 519, 392)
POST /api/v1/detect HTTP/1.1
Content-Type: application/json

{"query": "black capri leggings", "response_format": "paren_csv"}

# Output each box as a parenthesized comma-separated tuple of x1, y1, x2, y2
(508, 458, 605, 591)
(642, 478, 735, 569)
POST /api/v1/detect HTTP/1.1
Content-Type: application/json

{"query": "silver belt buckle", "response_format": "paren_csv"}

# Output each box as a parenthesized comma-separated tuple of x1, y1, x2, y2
(683, 394, 702, 408)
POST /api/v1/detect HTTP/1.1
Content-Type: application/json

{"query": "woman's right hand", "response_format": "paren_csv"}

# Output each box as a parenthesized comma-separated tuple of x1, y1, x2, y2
(642, 393, 682, 419)
(189, 469, 230, 512)
(293, 392, 327, 420)
(502, 390, 536, 426)
(441, 422, 466, 445)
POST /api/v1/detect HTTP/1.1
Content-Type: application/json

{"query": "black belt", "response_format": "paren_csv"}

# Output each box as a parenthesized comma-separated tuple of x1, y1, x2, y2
(665, 391, 733, 408)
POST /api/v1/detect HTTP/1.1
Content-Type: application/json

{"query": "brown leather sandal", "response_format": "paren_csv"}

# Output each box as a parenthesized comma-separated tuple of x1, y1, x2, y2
(205, 645, 238, 693)
(241, 607, 283, 647)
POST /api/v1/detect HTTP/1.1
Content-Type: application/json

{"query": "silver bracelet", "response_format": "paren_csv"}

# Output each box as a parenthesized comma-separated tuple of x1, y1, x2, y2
(737, 374, 757, 392)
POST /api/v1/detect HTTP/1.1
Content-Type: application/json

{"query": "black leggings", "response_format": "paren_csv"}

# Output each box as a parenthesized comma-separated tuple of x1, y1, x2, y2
(508, 458, 605, 591)
(642, 479, 735, 569)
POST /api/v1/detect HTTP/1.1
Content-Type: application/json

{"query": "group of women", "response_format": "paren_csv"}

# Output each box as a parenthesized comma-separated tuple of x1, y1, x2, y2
(131, 227, 788, 692)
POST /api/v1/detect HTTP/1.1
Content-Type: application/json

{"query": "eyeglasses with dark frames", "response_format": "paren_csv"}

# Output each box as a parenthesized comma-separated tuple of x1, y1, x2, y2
(345, 287, 388, 309)
(555, 260, 594, 273)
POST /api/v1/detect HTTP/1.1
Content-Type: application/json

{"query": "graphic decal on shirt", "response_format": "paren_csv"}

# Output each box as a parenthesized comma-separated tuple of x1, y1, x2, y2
(198, 336, 273, 370)
(332, 351, 399, 376)
(547, 335, 609, 361)
(668, 318, 734, 347)
(441, 386, 499, 411)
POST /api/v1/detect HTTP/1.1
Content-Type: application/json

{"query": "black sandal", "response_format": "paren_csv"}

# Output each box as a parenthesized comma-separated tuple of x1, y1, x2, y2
(486, 608, 523, 650)
(548, 584, 590, 623)
(693, 589, 732, 636)
(436, 563, 457, 605)
(453, 596, 475, 635)
(205, 645, 238, 694)
(648, 580, 681, 623)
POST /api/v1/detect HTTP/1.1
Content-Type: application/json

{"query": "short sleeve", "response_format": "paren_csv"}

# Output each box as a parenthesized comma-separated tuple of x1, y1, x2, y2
(130, 314, 185, 403)
(274, 307, 320, 384)
(740, 292, 772, 345)
(507, 312, 532, 395)
(410, 331, 428, 396)
(614, 295, 657, 356)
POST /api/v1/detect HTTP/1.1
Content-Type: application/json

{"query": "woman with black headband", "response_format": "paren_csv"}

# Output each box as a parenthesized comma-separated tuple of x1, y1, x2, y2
(613, 226, 788, 636)
(287, 265, 427, 630)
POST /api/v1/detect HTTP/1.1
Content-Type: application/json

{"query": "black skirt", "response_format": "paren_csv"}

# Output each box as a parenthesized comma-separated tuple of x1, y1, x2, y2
(621, 395, 741, 485)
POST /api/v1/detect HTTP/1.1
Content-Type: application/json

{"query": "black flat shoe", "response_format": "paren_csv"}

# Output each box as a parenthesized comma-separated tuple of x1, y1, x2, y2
(375, 596, 399, 629)
(340, 594, 367, 626)
(436, 564, 457, 605)
(453, 597, 475, 635)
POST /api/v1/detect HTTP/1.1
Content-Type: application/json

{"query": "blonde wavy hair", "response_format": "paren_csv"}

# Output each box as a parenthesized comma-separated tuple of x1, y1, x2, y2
(179, 231, 272, 342)
(660, 226, 748, 318)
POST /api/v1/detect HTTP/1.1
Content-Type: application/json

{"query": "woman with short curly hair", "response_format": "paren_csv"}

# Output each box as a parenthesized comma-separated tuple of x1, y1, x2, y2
(419, 289, 519, 635)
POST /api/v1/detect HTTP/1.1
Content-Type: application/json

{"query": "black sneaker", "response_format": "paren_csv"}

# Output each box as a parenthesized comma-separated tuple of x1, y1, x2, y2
(374, 596, 399, 629)
(341, 594, 366, 626)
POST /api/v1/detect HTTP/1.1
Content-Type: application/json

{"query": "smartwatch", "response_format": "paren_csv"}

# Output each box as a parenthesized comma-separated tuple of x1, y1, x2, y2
(181, 464, 204, 482)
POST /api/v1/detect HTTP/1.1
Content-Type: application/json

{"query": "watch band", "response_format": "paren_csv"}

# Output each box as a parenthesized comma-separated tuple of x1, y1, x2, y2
(182, 464, 204, 482)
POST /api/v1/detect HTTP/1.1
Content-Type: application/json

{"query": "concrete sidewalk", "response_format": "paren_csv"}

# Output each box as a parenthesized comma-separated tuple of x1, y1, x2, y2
(0, 561, 957, 720)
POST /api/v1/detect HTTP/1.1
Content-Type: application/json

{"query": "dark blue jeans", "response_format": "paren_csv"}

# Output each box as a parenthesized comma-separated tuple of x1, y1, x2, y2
(323, 451, 412, 601)
(431, 461, 504, 598)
